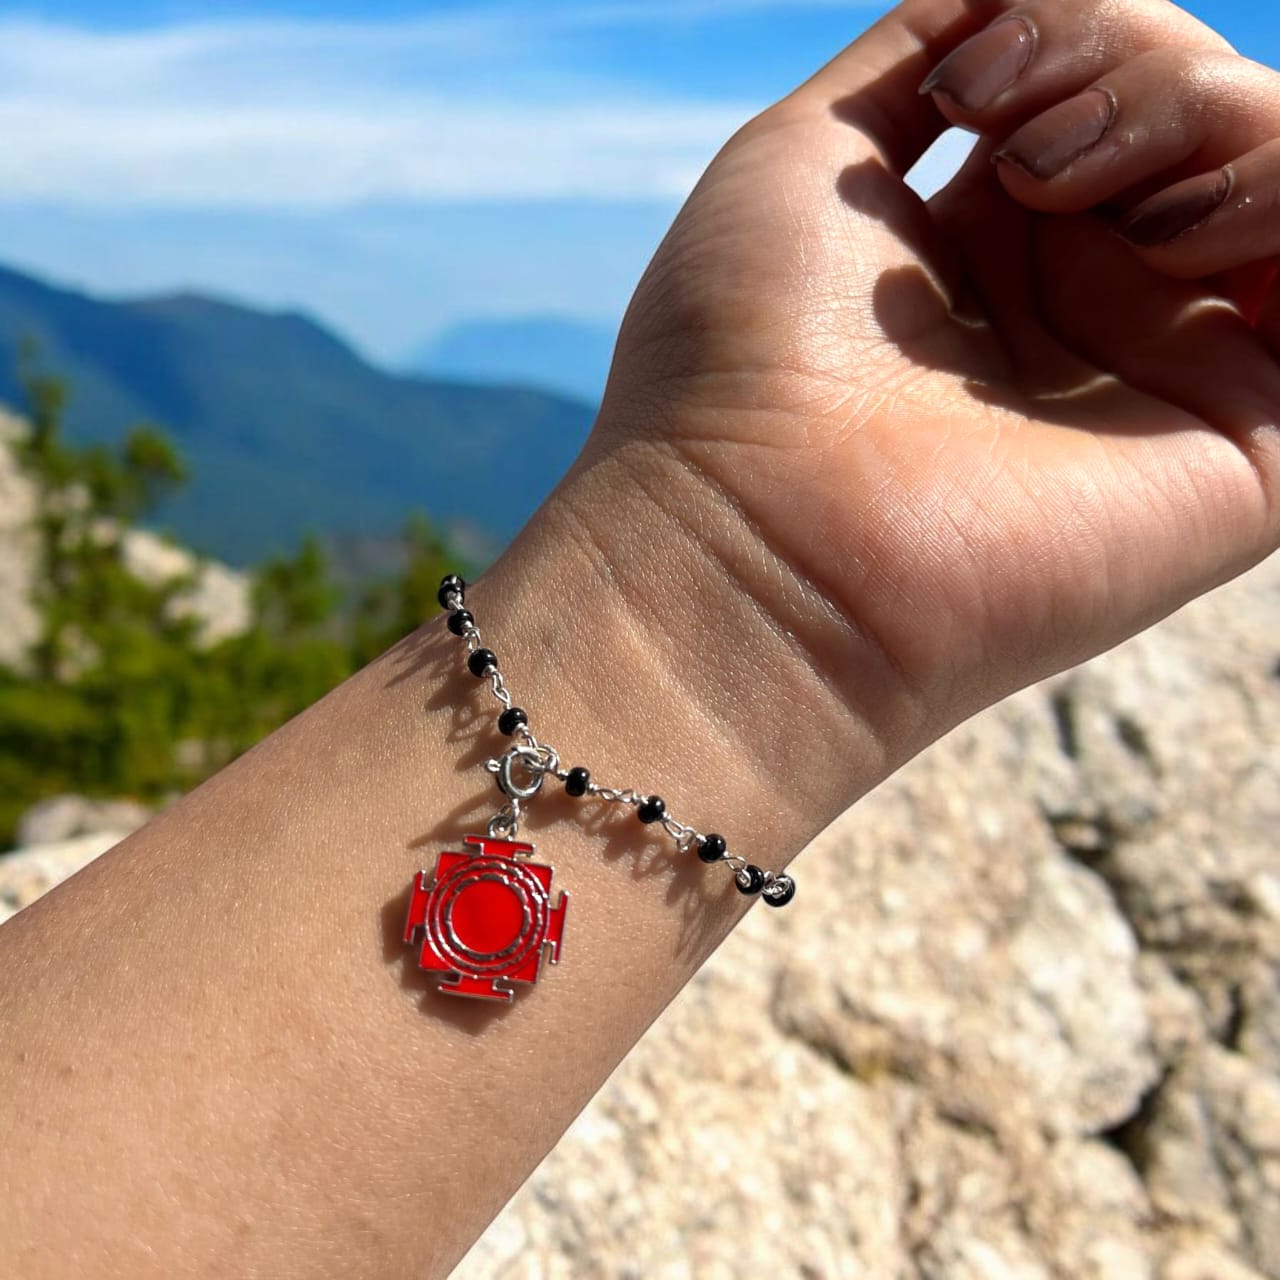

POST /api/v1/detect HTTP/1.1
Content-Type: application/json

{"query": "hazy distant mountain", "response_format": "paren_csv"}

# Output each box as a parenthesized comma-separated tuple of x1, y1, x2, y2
(0, 265, 595, 565)
(414, 316, 617, 405)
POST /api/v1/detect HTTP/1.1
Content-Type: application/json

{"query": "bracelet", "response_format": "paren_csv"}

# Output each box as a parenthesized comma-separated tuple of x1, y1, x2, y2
(401, 573, 797, 1004)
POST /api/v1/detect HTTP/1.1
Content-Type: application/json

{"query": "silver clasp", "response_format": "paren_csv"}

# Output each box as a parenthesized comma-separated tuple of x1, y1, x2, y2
(494, 746, 550, 802)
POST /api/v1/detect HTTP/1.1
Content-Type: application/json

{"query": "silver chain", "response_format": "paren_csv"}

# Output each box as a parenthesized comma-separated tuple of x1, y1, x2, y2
(445, 585, 795, 907)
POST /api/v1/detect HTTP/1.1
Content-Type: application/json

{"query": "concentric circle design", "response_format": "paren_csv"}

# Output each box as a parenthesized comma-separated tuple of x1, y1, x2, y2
(425, 855, 550, 976)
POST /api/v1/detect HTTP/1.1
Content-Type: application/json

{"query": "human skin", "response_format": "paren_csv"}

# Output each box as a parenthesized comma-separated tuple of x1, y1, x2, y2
(3, 0, 1280, 1276)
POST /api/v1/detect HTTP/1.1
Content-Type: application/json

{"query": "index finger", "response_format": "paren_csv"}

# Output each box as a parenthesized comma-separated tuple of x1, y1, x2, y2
(777, 0, 1008, 175)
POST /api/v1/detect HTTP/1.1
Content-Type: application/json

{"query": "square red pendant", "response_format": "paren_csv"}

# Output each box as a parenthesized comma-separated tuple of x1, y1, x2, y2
(403, 834, 569, 1002)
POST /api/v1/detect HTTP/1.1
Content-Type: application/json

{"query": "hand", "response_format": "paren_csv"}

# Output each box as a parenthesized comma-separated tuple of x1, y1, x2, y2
(587, 0, 1280, 777)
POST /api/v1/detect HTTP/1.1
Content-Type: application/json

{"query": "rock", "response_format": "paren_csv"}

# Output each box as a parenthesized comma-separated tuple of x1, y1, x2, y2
(121, 529, 252, 647)
(459, 965, 908, 1279)
(767, 742, 1159, 1142)
(0, 832, 125, 925)
(1163, 1244, 1268, 1280)
(1138, 1045, 1280, 1275)
(0, 415, 251, 672)
(1137, 953, 1209, 1063)
(14, 794, 151, 850)
(0, 408, 41, 669)
(1236, 960, 1280, 1077)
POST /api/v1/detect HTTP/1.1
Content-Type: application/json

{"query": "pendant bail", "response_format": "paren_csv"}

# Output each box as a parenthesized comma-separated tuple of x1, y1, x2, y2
(488, 798, 522, 839)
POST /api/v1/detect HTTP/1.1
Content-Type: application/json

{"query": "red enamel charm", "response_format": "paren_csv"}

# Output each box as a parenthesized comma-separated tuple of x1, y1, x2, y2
(403, 834, 568, 1002)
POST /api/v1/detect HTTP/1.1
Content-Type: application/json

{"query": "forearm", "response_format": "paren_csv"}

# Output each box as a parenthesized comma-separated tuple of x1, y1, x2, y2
(0, 432, 903, 1279)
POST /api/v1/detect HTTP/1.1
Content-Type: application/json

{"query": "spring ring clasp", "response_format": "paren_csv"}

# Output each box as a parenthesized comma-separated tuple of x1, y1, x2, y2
(494, 746, 549, 802)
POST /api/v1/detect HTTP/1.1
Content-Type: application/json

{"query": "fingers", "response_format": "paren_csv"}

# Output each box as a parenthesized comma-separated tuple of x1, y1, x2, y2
(993, 51, 1280, 213)
(915, 0, 1280, 288)
(1208, 258, 1280, 335)
(928, 138, 1103, 395)
(1035, 211, 1280, 549)
(1114, 144, 1280, 275)
(780, 0, 1010, 175)
(917, 0, 1232, 124)
(1258, 278, 1280, 361)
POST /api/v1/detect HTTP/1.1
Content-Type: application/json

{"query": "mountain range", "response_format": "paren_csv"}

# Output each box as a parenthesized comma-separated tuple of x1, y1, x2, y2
(413, 316, 617, 406)
(0, 264, 595, 566)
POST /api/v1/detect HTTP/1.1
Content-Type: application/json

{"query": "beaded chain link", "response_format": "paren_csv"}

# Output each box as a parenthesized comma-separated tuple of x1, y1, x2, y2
(437, 574, 797, 908)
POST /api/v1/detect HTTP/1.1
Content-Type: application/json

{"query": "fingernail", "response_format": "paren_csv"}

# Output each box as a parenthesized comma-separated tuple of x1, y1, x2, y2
(993, 88, 1117, 180)
(918, 17, 1036, 111)
(1117, 166, 1234, 247)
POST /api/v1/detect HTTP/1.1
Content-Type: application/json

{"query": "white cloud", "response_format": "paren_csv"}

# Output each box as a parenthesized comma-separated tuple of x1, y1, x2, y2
(0, 2, 958, 209)
(0, 96, 747, 206)
(0, 12, 744, 206)
(535, 0, 878, 24)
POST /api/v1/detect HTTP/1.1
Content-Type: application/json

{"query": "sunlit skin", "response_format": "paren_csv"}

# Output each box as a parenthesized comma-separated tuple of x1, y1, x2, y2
(2, 1, 1279, 1277)
(592, 0, 1280, 768)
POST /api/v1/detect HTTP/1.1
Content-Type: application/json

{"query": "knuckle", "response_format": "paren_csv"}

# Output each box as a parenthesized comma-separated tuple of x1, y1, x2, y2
(1116, 46, 1271, 130)
(1092, 0, 1236, 56)
(1124, 44, 1217, 101)
(1136, 43, 1205, 81)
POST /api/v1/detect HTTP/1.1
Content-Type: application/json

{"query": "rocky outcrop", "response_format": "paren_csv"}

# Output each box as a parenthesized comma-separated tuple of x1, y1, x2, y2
(120, 531, 251, 648)
(0, 831, 130, 927)
(0, 408, 41, 668)
(0, 796, 150, 924)
(14, 794, 151, 850)
(0, 411, 250, 671)
(2, 552, 1277, 1277)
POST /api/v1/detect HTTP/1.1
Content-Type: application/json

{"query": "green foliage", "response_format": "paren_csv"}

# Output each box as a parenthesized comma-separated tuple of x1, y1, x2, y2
(0, 358, 467, 846)
(206, 536, 353, 757)
(97, 426, 187, 524)
(352, 512, 455, 667)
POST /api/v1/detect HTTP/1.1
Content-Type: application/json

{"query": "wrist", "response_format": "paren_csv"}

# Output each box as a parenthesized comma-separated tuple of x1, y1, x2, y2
(468, 421, 926, 859)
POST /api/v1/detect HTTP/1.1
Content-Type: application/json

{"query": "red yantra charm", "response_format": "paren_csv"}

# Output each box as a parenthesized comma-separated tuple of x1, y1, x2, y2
(403, 834, 568, 1002)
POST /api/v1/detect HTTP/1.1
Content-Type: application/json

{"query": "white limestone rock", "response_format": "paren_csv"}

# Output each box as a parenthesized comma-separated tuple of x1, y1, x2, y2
(14, 794, 151, 850)
(0, 414, 251, 671)
(0, 831, 124, 925)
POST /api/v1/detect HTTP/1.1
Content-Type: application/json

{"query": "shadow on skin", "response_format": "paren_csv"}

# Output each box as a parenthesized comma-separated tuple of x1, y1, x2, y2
(832, 153, 1269, 442)
(377, 619, 741, 1028)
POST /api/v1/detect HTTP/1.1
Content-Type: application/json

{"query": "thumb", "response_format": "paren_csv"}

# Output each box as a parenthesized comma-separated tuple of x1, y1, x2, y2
(785, 0, 1009, 176)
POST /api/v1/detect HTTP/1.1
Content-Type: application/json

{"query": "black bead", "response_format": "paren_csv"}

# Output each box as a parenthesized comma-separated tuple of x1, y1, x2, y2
(699, 833, 727, 864)
(736, 864, 767, 896)
(564, 767, 590, 798)
(498, 706, 528, 736)
(637, 795, 666, 824)
(437, 574, 466, 609)
(447, 608, 474, 637)
(763, 877, 796, 908)
(468, 648, 497, 678)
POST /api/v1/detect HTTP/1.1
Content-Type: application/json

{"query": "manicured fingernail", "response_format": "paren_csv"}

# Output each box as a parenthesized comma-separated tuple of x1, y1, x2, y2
(993, 88, 1117, 180)
(918, 17, 1036, 111)
(1117, 166, 1234, 247)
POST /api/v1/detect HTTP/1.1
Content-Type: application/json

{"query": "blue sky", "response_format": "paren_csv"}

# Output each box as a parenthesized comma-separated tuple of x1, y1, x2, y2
(0, 0, 1269, 367)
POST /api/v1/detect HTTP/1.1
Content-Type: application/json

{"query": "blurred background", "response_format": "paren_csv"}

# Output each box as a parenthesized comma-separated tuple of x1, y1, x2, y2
(1, 3, 1278, 1278)
(0, 0, 982, 847)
